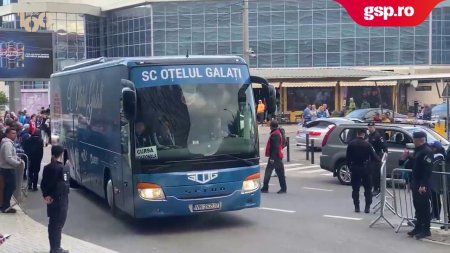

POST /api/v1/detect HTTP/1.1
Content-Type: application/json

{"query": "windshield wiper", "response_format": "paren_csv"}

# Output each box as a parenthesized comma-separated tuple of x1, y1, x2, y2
(213, 154, 257, 166)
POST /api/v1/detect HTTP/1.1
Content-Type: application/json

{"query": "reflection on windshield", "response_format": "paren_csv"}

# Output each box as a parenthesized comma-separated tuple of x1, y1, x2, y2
(134, 83, 257, 163)
(406, 128, 449, 144)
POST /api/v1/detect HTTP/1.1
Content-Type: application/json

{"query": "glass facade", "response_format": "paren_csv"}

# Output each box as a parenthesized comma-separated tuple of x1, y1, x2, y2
(105, 5, 153, 57)
(100, 0, 449, 68)
(21, 81, 50, 90)
(86, 15, 102, 58)
(432, 7, 450, 64)
(0, 1, 449, 70)
(0, 0, 18, 6)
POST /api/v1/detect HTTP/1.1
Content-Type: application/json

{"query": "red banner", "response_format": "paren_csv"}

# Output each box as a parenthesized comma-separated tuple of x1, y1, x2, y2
(335, 0, 443, 27)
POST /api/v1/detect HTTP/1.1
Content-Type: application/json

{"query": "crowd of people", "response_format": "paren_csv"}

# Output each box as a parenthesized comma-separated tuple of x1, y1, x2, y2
(0, 108, 70, 252)
(0, 107, 51, 213)
(302, 103, 331, 123)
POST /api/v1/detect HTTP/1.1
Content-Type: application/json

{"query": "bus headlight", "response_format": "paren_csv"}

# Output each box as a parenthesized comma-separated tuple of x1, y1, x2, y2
(242, 173, 260, 194)
(137, 183, 166, 201)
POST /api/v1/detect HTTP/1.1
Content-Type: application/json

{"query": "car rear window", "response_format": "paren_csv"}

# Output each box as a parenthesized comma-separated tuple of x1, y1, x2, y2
(339, 128, 367, 144)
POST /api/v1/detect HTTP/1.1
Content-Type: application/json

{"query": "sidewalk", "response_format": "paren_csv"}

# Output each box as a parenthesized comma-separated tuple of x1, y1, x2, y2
(426, 228, 450, 246)
(0, 205, 120, 253)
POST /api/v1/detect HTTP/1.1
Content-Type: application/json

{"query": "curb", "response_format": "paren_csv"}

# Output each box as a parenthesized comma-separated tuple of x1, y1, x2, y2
(1, 203, 120, 253)
(423, 238, 450, 246)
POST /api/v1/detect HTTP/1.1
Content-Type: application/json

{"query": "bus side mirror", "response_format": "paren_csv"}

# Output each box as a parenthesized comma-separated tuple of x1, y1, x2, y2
(122, 87, 136, 121)
(251, 76, 276, 114)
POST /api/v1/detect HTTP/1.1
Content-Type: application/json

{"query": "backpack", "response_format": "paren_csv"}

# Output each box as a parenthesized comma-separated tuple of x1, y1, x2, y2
(279, 127, 288, 149)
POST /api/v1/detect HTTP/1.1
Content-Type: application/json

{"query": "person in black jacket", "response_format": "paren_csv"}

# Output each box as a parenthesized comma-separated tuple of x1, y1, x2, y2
(429, 141, 445, 222)
(367, 122, 388, 196)
(41, 145, 70, 253)
(261, 120, 286, 194)
(346, 129, 380, 213)
(400, 131, 433, 239)
(23, 129, 44, 191)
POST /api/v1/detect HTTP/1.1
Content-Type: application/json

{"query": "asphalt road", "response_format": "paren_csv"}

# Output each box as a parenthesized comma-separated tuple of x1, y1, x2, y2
(21, 125, 448, 253)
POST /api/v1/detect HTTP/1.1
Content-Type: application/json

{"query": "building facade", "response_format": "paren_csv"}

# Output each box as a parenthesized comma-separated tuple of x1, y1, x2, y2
(1, 0, 450, 115)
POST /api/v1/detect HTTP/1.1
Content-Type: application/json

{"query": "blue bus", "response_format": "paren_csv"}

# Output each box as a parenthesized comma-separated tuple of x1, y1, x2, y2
(50, 56, 276, 218)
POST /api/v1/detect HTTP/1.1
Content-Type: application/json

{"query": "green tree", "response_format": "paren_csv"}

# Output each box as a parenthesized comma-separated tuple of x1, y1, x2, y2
(0, 91, 8, 105)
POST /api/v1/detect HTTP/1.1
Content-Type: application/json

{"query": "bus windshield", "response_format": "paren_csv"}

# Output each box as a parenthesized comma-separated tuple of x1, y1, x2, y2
(131, 64, 257, 166)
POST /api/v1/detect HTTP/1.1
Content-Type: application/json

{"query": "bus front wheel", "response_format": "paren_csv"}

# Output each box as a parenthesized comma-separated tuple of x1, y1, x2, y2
(105, 177, 117, 215)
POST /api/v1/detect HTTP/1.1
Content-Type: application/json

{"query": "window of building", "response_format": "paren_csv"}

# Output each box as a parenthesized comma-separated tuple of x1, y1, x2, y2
(287, 87, 335, 111)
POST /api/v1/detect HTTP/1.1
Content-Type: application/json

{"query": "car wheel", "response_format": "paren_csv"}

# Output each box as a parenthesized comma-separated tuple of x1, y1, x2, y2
(336, 161, 351, 185)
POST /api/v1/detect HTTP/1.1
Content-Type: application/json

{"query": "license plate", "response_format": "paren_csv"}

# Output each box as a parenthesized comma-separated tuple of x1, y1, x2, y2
(191, 202, 222, 212)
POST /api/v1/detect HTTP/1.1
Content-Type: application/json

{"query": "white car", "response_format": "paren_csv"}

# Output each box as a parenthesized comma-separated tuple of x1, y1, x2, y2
(296, 118, 355, 148)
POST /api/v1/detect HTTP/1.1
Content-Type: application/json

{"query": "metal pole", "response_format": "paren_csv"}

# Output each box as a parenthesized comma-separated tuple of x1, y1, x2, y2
(443, 161, 449, 231)
(306, 133, 310, 160)
(242, 0, 250, 64)
(446, 80, 450, 141)
(311, 139, 315, 164)
(286, 137, 290, 162)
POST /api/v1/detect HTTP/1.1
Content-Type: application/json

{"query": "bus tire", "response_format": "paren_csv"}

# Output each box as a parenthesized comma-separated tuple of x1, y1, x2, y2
(69, 177, 80, 188)
(105, 174, 117, 215)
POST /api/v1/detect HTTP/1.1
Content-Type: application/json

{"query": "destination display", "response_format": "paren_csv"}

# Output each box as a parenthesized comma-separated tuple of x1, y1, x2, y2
(131, 64, 251, 87)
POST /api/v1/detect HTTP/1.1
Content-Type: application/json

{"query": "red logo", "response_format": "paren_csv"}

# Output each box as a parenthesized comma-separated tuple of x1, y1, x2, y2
(335, 0, 443, 26)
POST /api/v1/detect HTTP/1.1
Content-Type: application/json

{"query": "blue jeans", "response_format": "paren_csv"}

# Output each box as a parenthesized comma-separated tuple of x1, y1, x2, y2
(1, 169, 16, 210)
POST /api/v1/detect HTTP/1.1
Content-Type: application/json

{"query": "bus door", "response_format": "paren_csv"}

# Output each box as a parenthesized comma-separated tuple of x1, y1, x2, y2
(120, 103, 134, 214)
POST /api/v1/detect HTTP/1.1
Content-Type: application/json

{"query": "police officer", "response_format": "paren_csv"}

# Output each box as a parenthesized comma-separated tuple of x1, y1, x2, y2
(41, 145, 70, 253)
(368, 122, 387, 196)
(346, 129, 380, 213)
(401, 131, 433, 239)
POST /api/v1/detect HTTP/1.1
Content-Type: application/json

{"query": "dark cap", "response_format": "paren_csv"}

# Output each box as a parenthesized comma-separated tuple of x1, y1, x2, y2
(430, 140, 442, 149)
(412, 131, 427, 139)
(367, 122, 375, 126)
(270, 120, 279, 129)
(357, 129, 366, 135)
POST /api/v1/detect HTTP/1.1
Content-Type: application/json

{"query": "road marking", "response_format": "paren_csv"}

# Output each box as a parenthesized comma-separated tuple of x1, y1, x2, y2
(323, 215, 363, 221)
(259, 207, 296, 213)
(320, 173, 333, 176)
(298, 169, 324, 174)
(284, 163, 304, 167)
(285, 165, 319, 172)
(260, 163, 302, 166)
(303, 187, 334, 192)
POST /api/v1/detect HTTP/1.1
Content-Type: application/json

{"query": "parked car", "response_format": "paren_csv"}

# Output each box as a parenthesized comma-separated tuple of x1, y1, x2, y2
(432, 103, 448, 120)
(320, 123, 449, 185)
(296, 118, 355, 148)
(345, 108, 407, 122)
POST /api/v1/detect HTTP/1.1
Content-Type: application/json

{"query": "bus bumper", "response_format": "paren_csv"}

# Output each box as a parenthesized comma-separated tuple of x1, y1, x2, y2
(134, 190, 260, 218)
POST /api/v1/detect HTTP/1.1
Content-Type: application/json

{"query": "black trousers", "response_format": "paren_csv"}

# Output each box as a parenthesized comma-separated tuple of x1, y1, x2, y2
(48, 197, 68, 251)
(262, 159, 287, 191)
(1, 169, 16, 210)
(371, 160, 381, 191)
(350, 166, 372, 207)
(28, 158, 42, 188)
(257, 113, 264, 125)
(412, 186, 431, 232)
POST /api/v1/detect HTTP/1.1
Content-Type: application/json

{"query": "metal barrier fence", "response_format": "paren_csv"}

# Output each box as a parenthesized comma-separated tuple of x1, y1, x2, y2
(370, 153, 394, 228)
(371, 154, 450, 232)
(391, 167, 449, 233)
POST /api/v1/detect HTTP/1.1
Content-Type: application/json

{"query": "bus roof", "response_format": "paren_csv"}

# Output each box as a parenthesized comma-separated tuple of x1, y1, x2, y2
(51, 56, 247, 78)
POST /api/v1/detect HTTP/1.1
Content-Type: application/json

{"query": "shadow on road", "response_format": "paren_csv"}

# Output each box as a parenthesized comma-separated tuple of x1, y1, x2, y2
(71, 186, 254, 236)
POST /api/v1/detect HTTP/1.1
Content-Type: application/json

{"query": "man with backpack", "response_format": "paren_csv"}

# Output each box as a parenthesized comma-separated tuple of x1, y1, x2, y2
(261, 120, 287, 194)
